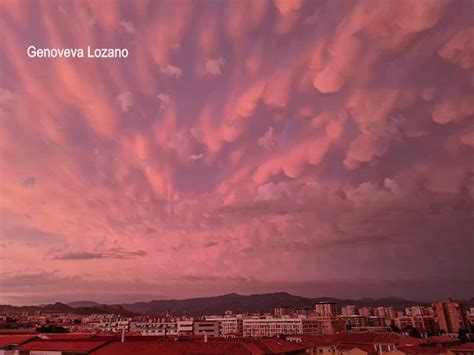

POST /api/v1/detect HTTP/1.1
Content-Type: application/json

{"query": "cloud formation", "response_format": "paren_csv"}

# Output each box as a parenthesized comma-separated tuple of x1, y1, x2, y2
(0, 0, 473, 305)
(160, 64, 183, 79)
(206, 57, 225, 75)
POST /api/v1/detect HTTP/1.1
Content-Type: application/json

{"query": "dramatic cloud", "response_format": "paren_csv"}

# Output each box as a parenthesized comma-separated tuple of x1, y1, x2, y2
(205, 57, 225, 75)
(160, 64, 183, 79)
(258, 127, 279, 150)
(120, 20, 136, 34)
(0, 0, 473, 305)
(116, 91, 134, 112)
(157, 93, 171, 110)
(53, 249, 147, 260)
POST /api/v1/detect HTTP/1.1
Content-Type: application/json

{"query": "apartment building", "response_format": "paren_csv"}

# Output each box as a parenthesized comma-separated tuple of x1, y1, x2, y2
(315, 303, 338, 317)
(433, 300, 468, 334)
(243, 318, 303, 337)
(204, 316, 243, 337)
(129, 320, 193, 336)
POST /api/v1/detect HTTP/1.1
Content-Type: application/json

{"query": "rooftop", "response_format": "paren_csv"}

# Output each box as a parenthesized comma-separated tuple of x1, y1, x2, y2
(449, 343, 474, 351)
(91, 341, 266, 355)
(19, 340, 110, 352)
(0, 334, 37, 347)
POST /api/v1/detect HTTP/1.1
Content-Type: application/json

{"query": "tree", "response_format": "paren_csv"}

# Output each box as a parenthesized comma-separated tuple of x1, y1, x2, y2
(391, 325, 401, 333)
(36, 325, 68, 333)
(408, 327, 422, 338)
(458, 328, 469, 343)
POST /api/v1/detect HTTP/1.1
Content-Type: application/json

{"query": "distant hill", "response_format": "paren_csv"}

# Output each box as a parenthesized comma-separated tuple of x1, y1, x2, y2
(67, 301, 101, 308)
(4, 292, 472, 317)
(0, 302, 137, 317)
(121, 292, 429, 316)
(122, 292, 314, 316)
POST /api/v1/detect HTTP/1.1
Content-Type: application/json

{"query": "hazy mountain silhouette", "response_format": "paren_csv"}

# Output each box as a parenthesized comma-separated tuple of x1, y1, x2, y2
(121, 292, 429, 316)
(67, 301, 101, 308)
(4, 293, 473, 317)
(0, 302, 137, 317)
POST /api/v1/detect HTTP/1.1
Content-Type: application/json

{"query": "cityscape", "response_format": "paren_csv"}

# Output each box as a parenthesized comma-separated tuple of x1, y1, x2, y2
(1, 0, 474, 354)
(0, 296, 473, 354)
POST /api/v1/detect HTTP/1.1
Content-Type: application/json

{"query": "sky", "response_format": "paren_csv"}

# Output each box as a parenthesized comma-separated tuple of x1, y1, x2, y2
(0, 0, 473, 306)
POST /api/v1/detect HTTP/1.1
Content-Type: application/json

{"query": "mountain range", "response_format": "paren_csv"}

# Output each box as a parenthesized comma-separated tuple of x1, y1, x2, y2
(120, 293, 431, 316)
(0, 302, 137, 317)
(2, 293, 473, 317)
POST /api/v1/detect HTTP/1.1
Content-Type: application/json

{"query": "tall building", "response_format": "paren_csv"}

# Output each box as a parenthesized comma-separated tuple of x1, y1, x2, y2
(433, 300, 468, 334)
(341, 305, 357, 316)
(315, 302, 337, 317)
(343, 315, 368, 329)
(295, 308, 312, 316)
(274, 306, 290, 317)
(359, 307, 373, 318)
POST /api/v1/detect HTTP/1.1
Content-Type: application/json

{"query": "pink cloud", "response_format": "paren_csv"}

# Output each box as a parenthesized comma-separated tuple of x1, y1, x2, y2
(1, 0, 473, 303)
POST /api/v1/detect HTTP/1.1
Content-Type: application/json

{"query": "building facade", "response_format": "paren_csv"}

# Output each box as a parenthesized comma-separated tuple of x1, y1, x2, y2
(243, 318, 303, 337)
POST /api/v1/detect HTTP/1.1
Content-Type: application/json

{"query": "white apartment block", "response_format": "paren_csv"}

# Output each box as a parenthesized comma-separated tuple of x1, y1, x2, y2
(205, 317, 243, 336)
(88, 320, 130, 332)
(129, 321, 193, 336)
(243, 318, 303, 337)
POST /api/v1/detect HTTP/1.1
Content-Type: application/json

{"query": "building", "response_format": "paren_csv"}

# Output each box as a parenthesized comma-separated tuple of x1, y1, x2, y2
(315, 303, 338, 317)
(318, 318, 347, 335)
(447, 343, 474, 355)
(387, 346, 448, 355)
(367, 317, 386, 327)
(88, 320, 129, 333)
(10, 335, 309, 355)
(18, 339, 110, 354)
(91, 337, 307, 355)
(376, 307, 397, 321)
(302, 319, 323, 335)
(425, 336, 461, 347)
(300, 317, 347, 336)
(396, 317, 417, 330)
(342, 306, 358, 317)
(360, 308, 374, 318)
(343, 315, 368, 329)
(129, 320, 193, 336)
(274, 307, 291, 317)
(193, 321, 220, 337)
(406, 307, 433, 318)
(243, 318, 303, 337)
(295, 308, 313, 317)
(289, 335, 338, 355)
(336, 344, 378, 355)
(433, 300, 468, 334)
(205, 316, 243, 337)
(0, 335, 38, 354)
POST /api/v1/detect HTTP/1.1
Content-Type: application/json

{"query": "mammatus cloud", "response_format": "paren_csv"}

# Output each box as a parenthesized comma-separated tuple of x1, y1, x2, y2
(0, 0, 473, 304)
(120, 20, 136, 34)
(160, 64, 183, 79)
(116, 92, 134, 112)
(157, 93, 171, 111)
(258, 127, 279, 150)
(205, 57, 225, 75)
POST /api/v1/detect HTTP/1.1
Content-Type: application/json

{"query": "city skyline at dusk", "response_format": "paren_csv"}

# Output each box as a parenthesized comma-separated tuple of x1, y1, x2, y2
(0, 0, 473, 306)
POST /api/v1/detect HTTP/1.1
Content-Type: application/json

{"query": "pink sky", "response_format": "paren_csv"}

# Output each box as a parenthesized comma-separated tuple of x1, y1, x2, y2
(0, 0, 473, 305)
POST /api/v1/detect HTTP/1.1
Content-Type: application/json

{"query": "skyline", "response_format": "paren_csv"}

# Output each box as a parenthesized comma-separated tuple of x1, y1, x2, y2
(1, 0, 474, 305)
(2, 291, 474, 308)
